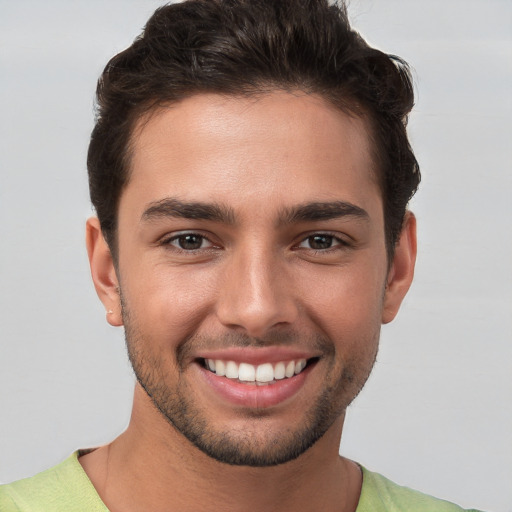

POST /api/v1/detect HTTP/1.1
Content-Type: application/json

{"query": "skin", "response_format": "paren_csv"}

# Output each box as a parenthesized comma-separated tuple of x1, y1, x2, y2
(84, 91, 416, 512)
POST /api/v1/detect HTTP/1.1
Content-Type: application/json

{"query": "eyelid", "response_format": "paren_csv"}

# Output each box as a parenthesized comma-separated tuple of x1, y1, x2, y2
(295, 232, 350, 249)
(159, 230, 219, 250)
(157, 230, 351, 252)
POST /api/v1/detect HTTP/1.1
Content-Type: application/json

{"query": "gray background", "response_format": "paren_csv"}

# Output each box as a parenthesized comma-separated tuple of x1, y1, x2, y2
(1, 1, 511, 511)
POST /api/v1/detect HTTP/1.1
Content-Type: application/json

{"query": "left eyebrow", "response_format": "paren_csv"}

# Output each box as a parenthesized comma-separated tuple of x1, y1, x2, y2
(278, 201, 369, 225)
(141, 198, 236, 224)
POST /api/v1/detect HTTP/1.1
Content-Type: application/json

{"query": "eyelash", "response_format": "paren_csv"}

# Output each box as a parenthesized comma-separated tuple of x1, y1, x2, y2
(159, 231, 350, 254)
(160, 232, 217, 252)
(296, 233, 349, 252)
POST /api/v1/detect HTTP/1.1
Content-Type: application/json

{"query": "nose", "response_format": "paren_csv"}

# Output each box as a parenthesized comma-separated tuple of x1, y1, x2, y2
(215, 244, 299, 338)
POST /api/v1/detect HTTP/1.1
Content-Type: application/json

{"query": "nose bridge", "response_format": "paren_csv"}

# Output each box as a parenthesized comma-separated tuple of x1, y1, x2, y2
(216, 238, 297, 336)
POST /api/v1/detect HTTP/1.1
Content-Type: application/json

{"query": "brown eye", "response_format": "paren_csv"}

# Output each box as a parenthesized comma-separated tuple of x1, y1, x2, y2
(179, 234, 203, 250)
(302, 235, 336, 250)
(168, 233, 211, 250)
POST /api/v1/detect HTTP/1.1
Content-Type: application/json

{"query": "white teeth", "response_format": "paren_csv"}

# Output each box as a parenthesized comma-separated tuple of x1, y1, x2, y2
(205, 358, 309, 383)
(255, 363, 274, 383)
(225, 361, 238, 379)
(274, 362, 285, 380)
(285, 361, 295, 378)
(215, 360, 226, 377)
(238, 362, 256, 382)
(294, 359, 307, 375)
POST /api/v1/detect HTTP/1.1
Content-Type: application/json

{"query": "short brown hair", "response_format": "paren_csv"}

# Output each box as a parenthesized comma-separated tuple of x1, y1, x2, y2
(88, 0, 420, 260)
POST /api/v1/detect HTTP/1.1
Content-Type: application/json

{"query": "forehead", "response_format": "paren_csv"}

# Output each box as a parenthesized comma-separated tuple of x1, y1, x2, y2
(123, 91, 381, 221)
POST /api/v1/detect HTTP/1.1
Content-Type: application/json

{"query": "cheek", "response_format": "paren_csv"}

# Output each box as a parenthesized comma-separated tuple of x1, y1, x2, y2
(120, 260, 219, 345)
(299, 262, 386, 344)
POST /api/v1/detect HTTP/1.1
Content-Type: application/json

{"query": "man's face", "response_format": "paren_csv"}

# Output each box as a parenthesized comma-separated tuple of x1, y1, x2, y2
(108, 92, 402, 466)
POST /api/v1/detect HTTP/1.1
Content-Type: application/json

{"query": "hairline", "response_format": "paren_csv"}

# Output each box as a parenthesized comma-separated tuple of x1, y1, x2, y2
(104, 87, 394, 263)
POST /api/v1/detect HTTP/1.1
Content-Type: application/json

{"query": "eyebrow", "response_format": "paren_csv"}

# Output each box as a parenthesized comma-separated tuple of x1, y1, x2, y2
(278, 201, 369, 224)
(141, 198, 368, 226)
(141, 198, 236, 224)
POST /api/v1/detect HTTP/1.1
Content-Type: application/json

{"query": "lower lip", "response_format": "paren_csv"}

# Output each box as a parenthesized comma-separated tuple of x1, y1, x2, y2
(197, 363, 314, 408)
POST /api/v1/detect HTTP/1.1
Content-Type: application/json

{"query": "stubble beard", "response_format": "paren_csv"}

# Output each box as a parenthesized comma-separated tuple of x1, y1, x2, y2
(122, 302, 379, 467)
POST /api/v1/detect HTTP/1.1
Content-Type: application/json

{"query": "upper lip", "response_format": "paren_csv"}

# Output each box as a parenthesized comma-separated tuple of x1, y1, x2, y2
(194, 347, 321, 365)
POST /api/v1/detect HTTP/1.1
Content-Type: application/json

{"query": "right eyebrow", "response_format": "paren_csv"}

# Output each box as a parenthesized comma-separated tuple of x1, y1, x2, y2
(141, 197, 236, 224)
(278, 201, 369, 225)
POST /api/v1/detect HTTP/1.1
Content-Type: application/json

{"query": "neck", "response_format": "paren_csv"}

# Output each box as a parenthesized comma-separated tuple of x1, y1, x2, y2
(80, 385, 362, 512)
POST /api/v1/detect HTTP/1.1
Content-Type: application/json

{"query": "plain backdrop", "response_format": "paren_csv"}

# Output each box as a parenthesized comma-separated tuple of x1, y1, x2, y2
(0, 1, 511, 511)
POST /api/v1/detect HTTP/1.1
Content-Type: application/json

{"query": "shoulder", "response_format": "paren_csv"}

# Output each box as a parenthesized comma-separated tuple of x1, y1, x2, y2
(0, 452, 108, 512)
(357, 466, 485, 512)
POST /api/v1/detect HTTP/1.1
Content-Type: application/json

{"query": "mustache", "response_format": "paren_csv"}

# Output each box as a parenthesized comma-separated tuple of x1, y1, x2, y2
(176, 330, 334, 367)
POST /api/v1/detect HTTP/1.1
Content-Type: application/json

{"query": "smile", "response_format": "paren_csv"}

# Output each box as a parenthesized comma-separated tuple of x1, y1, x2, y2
(204, 358, 309, 385)
(195, 349, 320, 408)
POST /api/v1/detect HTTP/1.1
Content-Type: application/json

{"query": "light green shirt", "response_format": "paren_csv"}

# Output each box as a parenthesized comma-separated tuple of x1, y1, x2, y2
(0, 452, 484, 511)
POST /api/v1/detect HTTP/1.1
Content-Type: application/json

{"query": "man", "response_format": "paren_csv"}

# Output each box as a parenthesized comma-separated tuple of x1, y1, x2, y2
(0, 0, 484, 510)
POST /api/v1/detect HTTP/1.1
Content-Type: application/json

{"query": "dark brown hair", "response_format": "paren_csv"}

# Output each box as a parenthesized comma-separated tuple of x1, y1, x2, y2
(88, 0, 420, 260)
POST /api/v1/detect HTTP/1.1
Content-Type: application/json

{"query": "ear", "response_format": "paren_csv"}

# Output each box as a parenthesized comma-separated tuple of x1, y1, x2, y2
(86, 217, 123, 327)
(381, 211, 417, 324)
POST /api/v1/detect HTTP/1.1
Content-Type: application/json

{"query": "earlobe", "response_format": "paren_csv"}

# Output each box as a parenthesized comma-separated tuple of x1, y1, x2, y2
(85, 217, 123, 327)
(381, 211, 417, 324)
